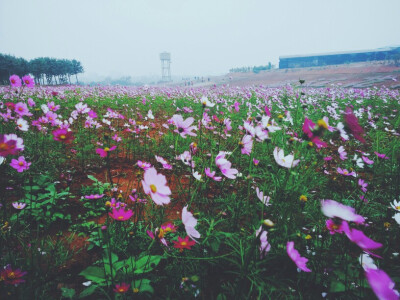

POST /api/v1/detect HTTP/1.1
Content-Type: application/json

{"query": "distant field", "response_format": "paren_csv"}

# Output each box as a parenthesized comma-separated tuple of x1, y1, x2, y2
(210, 62, 400, 88)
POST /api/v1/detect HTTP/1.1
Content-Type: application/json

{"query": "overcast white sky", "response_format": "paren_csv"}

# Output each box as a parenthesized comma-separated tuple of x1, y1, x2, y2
(1, 0, 400, 79)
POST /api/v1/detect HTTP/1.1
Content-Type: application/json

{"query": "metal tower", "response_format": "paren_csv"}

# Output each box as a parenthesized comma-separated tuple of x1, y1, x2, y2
(160, 52, 171, 82)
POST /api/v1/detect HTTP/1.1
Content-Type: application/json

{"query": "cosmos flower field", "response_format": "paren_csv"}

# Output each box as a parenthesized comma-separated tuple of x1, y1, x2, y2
(1, 76, 400, 299)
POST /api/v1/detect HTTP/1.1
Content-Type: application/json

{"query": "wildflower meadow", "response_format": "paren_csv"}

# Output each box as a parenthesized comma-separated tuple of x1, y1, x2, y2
(0, 75, 399, 299)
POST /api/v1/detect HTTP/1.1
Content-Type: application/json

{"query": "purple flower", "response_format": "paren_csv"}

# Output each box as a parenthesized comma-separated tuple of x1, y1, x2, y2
(12, 202, 27, 209)
(239, 135, 253, 156)
(358, 179, 368, 193)
(170, 114, 197, 138)
(337, 167, 356, 177)
(344, 107, 366, 143)
(22, 75, 35, 87)
(9, 75, 22, 87)
(365, 268, 399, 300)
(10, 156, 31, 173)
(256, 226, 271, 258)
(286, 241, 311, 272)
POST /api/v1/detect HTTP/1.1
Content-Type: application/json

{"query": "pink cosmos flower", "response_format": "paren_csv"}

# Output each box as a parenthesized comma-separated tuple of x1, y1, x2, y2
(253, 158, 260, 166)
(96, 145, 117, 157)
(14, 102, 31, 117)
(88, 110, 98, 118)
(344, 107, 366, 143)
(85, 194, 105, 200)
(0, 134, 24, 157)
(0, 265, 27, 285)
(256, 226, 271, 258)
(326, 219, 346, 235)
(273, 147, 300, 168)
(365, 268, 399, 300)
(358, 179, 368, 193)
(215, 151, 238, 179)
(362, 156, 374, 165)
(108, 208, 134, 221)
(234, 101, 240, 112)
(22, 75, 35, 87)
(12, 202, 27, 209)
(10, 156, 31, 172)
(338, 146, 347, 161)
(286, 241, 311, 272)
(239, 135, 253, 156)
(142, 167, 171, 205)
(182, 205, 200, 241)
(204, 167, 222, 181)
(374, 152, 389, 159)
(302, 118, 315, 139)
(137, 160, 151, 170)
(321, 200, 365, 224)
(9, 75, 22, 87)
(47, 101, 60, 111)
(113, 282, 130, 293)
(342, 222, 382, 255)
(27, 98, 36, 107)
(337, 167, 356, 177)
(256, 187, 271, 206)
(170, 114, 197, 138)
(53, 128, 75, 144)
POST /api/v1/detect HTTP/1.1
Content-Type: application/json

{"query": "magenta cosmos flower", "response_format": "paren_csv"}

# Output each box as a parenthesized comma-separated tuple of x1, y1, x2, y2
(0, 265, 27, 285)
(22, 75, 35, 87)
(9, 75, 22, 87)
(53, 128, 75, 144)
(96, 145, 117, 157)
(286, 241, 311, 272)
(0, 134, 24, 157)
(113, 282, 130, 293)
(170, 114, 197, 138)
(109, 207, 133, 221)
(344, 107, 366, 143)
(204, 167, 222, 181)
(142, 167, 171, 205)
(365, 268, 399, 300)
(10, 156, 31, 172)
(321, 200, 365, 224)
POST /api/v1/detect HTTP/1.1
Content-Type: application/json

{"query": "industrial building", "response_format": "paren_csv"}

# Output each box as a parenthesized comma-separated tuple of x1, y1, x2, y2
(279, 46, 400, 69)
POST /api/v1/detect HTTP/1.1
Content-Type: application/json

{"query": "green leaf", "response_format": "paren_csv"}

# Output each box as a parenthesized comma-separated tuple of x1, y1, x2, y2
(79, 285, 97, 298)
(87, 175, 99, 183)
(79, 266, 106, 284)
(132, 279, 154, 294)
(134, 255, 162, 274)
(329, 281, 346, 293)
(61, 287, 76, 299)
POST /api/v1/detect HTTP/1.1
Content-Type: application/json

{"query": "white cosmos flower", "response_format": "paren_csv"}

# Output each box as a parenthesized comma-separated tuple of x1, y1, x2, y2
(273, 147, 300, 168)
(256, 187, 271, 206)
(201, 96, 215, 107)
(16, 118, 29, 131)
(393, 213, 400, 225)
(359, 253, 377, 271)
(336, 122, 349, 140)
(192, 171, 202, 181)
(390, 200, 400, 212)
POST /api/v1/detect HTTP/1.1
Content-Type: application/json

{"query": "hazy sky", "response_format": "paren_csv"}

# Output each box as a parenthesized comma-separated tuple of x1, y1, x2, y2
(1, 0, 400, 79)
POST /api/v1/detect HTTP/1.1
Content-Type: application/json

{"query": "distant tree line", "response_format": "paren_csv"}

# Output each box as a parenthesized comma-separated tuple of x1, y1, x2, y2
(0, 53, 84, 85)
(229, 62, 275, 74)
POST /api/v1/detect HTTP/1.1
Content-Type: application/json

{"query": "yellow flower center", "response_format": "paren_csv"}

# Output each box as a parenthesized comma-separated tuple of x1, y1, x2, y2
(150, 184, 157, 193)
(60, 135, 66, 139)
(181, 241, 187, 246)
(104, 147, 110, 152)
(343, 171, 348, 175)
(118, 216, 124, 220)
(317, 119, 328, 129)
(299, 195, 308, 202)
(18, 161, 24, 166)
(8, 272, 15, 279)
(0, 143, 8, 150)
(396, 206, 400, 210)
